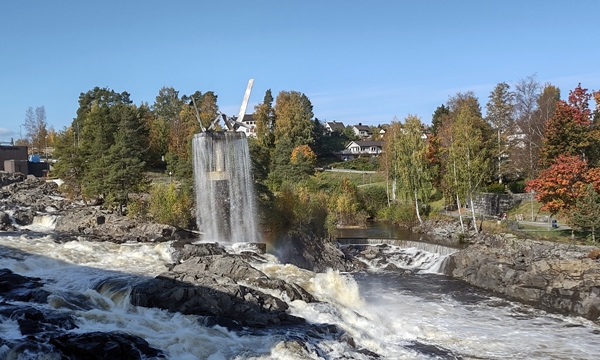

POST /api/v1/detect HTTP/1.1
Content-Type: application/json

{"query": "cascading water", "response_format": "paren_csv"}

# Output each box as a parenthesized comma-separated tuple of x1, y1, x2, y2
(192, 131, 259, 243)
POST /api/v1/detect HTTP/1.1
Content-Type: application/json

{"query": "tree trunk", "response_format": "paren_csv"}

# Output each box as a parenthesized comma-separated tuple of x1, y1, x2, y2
(456, 194, 464, 233)
(469, 196, 478, 233)
(415, 190, 422, 225)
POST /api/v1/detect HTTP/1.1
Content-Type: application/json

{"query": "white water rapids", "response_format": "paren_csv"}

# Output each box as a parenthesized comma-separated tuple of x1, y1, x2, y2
(0, 221, 599, 359)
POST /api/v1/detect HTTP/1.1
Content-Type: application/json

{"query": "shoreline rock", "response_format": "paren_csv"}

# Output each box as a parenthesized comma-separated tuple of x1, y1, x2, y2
(438, 228, 600, 321)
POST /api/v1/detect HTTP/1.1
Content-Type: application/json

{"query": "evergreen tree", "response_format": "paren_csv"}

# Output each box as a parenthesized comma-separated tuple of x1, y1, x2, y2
(486, 82, 515, 183)
(102, 104, 149, 214)
(571, 184, 600, 242)
(431, 104, 450, 136)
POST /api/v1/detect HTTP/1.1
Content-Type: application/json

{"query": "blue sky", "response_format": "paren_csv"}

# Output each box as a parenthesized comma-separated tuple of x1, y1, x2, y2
(1, 0, 599, 142)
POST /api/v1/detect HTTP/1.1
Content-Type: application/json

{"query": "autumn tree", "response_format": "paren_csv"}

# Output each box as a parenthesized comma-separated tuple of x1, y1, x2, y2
(485, 82, 515, 183)
(428, 105, 451, 188)
(269, 91, 315, 187)
(526, 154, 598, 215)
(163, 90, 216, 179)
(23, 106, 48, 154)
(539, 84, 600, 168)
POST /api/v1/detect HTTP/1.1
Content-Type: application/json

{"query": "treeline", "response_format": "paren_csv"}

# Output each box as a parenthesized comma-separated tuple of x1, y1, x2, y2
(51, 86, 220, 215)
(383, 76, 600, 237)
(49, 77, 600, 240)
(49, 86, 358, 228)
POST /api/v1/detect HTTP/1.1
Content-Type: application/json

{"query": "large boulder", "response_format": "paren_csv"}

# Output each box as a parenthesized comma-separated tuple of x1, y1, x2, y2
(54, 207, 178, 243)
(131, 253, 308, 328)
(446, 233, 600, 320)
(0, 268, 50, 303)
(274, 229, 366, 273)
(48, 332, 165, 360)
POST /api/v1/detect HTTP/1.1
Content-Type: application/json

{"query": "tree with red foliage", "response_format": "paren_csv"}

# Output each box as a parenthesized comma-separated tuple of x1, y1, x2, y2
(539, 84, 600, 167)
(526, 154, 600, 215)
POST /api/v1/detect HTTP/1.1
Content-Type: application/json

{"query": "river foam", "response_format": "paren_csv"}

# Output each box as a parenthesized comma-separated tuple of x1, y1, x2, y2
(1, 232, 599, 359)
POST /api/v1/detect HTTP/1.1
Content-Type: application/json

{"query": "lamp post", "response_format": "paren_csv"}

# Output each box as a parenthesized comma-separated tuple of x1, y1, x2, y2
(45, 135, 48, 162)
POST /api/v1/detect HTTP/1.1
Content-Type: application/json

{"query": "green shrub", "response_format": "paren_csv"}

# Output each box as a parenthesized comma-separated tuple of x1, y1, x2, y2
(331, 157, 379, 171)
(377, 203, 416, 225)
(358, 185, 388, 218)
(127, 196, 148, 220)
(430, 188, 443, 202)
(486, 183, 505, 194)
(508, 180, 526, 193)
(148, 182, 194, 229)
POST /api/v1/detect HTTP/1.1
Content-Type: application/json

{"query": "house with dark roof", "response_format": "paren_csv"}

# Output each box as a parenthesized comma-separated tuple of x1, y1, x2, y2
(325, 120, 345, 133)
(352, 123, 372, 139)
(336, 140, 384, 160)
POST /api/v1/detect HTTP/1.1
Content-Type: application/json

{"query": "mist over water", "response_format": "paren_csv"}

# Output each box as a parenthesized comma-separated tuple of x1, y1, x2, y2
(192, 132, 259, 243)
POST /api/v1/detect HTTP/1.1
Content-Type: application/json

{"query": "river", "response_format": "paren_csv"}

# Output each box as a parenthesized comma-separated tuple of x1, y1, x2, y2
(0, 219, 599, 359)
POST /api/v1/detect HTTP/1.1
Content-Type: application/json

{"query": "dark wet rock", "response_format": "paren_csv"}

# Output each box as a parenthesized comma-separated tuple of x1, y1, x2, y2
(203, 315, 244, 331)
(249, 278, 316, 303)
(54, 207, 178, 243)
(0, 171, 25, 188)
(0, 304, 78, 336)
(132, 254, 307, 327)
(0, 268, 50, 303)
(171, 241, 227, 262)
(49, 332, 165, 360)
(1, 178, 67, 212)
(406, 341, 460, 359)
(0, 211, 11, 230)
(447, 232, 600, 320)
(274, 228, 366, 273)
(12, 208, 36, 226)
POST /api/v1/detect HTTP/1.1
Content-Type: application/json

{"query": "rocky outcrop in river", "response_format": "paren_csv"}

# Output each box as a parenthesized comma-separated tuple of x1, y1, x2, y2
(274, 228, 366, 273)
(131, 245, 312, 329)
(445, 232, 600, 321)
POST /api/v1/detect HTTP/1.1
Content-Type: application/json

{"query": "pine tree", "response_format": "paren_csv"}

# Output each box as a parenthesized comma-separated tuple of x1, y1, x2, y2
(485, 82, 514, 183)
(571, 184, 600, 242)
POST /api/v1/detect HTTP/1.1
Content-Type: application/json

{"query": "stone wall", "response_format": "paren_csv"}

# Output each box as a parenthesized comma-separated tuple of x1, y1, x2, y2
(472, 193, 532, 216)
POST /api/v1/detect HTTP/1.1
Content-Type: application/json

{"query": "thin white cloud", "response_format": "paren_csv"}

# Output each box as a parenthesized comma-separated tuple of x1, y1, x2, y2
(0, 127, 14, 136)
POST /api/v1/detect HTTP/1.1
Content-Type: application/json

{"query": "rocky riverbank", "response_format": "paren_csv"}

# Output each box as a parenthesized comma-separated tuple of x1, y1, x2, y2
(0, 176, 376, 358)
(418, 219, 600, 321)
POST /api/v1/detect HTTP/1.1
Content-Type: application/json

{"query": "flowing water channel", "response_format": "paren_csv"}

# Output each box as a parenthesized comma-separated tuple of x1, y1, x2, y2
(1, 219, 599, 359)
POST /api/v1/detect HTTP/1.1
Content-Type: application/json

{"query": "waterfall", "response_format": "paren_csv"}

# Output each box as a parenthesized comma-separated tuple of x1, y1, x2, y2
(192, 131, 259, 243)
(339, 238, 459, 274)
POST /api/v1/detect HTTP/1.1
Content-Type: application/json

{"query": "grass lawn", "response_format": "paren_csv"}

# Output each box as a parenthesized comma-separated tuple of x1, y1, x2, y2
(317, 170, 386, 187)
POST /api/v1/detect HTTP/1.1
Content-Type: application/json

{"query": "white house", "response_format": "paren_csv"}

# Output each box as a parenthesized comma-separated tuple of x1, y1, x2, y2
(235, 114, 257, 137)
(337, 140, 384, 160)
(352, 123, 372, 139)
